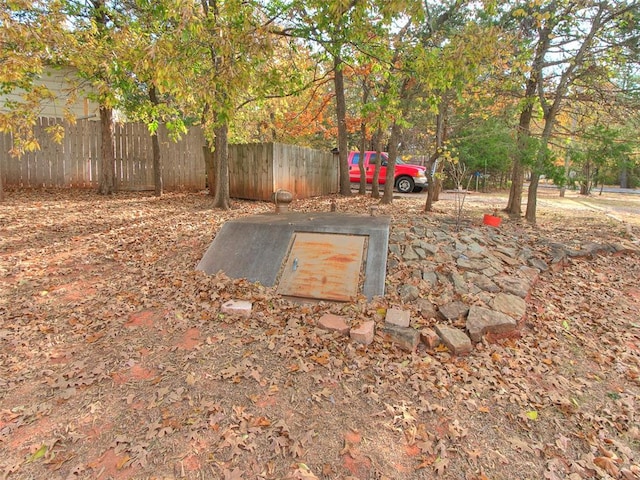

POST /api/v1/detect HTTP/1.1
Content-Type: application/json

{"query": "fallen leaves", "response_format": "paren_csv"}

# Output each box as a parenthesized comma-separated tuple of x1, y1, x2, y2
(25, 444, 47, 463)
(1, 190, 639, 480)
(594, 455, 621, 477)
(434, 457, 450, 476)
(286, 463, 319, 479)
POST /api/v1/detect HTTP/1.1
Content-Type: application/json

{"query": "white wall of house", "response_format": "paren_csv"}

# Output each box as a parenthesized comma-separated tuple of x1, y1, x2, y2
(1, 65, 100, 120)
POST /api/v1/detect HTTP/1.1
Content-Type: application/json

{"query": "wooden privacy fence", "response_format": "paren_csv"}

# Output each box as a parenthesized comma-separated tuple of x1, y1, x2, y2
(0, 117, 206, 191)
(0, 119, 339, 198)
(229, 142, 339, 201)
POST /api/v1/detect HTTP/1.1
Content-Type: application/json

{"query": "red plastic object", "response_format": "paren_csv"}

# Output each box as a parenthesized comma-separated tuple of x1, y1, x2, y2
(483, 214, 502, 227)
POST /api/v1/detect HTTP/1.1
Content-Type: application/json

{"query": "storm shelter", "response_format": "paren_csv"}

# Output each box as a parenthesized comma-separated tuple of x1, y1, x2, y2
(196, 212, 390, 302)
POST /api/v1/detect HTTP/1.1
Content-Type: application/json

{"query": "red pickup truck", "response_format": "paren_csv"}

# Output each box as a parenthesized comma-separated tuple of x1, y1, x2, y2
(348, 151, 428, 193)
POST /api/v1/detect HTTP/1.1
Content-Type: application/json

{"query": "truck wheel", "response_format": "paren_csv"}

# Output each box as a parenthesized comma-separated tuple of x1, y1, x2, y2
(396, 176, 415, 193)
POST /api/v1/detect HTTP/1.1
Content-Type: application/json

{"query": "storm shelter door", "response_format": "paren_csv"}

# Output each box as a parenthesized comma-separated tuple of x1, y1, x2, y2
(277, 232, 367, 302)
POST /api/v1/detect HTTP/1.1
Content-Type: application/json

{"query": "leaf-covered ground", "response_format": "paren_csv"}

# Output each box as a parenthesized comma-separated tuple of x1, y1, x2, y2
(1, 188, 639, 480)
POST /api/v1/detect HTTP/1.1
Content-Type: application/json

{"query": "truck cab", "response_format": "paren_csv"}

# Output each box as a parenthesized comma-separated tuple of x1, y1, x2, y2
(348, 151, 428, 193)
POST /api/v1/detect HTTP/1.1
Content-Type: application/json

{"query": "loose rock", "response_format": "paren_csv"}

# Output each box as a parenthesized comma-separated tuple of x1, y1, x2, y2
(422, 270, 438, 287)
(438, 301, 469, 322)
(494, 275, 531, 298)
(435, 324, 472, 355)
(420, 328, 441, 350)
(385, 308, 410, 328)
(416, 298, 438, 320)
(466, 272, 500, 293)
(398, 284, 419, 302)
(381, 325, 421, 352)
(528, 257, 549, 271)
(317, 314, 350, 336)
(466, 306, 517, 342)
(491, 293, 527, 321)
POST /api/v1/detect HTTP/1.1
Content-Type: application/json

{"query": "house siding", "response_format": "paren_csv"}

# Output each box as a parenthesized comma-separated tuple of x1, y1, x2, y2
(1, 66, 99, 120)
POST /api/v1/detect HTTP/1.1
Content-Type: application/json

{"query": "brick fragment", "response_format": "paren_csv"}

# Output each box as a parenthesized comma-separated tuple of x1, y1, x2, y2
(318, 314, 350, 335)
(221, 299, 252, 318)
(385, 308, 410, 328)
(350, 320, 375, 345)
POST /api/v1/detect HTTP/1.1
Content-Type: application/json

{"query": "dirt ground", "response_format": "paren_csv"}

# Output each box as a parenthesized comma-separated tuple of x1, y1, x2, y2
(1, 188, 639, 480)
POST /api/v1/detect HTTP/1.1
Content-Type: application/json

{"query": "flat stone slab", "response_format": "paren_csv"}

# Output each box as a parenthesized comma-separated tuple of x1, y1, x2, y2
(456, 257, 490, 271)
(415, 242, 439, 256)
(491, 293, 526, 321)
(435, 324, 472, 355)
(466, 306, 517, 342)
(528, 257, 549, 272)
(438, 301, 470, 321)
(403, 246, 420, 261)
(494, 275, 531, 298)
(468, 273, 500, 293)
(492, 251, 522, 266)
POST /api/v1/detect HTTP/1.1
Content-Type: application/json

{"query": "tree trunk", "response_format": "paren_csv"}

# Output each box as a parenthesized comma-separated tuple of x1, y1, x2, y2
(433, 166, 444, 201)
(425, 101, 447, 210)
(381, 122, 401, 204)
(203, 143, 215, 195)
(525, 172, 540, 223)
(98, 106, 115, 195)
(559, 144, 570, 198)
(506, 75, 537, 216)
(358, 82, 369, 195)
(506, 110, 533, 215)
(424, 171, 435, 212)
(149, 85, 163, 197)
(151, 131, 162, 197)
(94, 0, 115, 196)
(371, 131, 382, 199)
(0, 162, 4, 202)
(424, 152, 439, 212)
(212, 122, 230, 209)
(334, 56, 351, 196)
(620, 164, 629, 189)
(524, 6, 604, 219)
(508, 24, 547, 216)
(580, 159, 591, 195)
(506, 159, 524, 214)
(358, 143, 366, 195)
(525, 126, 553, 223)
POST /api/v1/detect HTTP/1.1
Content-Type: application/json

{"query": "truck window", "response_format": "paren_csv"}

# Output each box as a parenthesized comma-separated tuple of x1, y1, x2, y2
(370, 153, 385, 165)
(350, 153, 360, 165)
